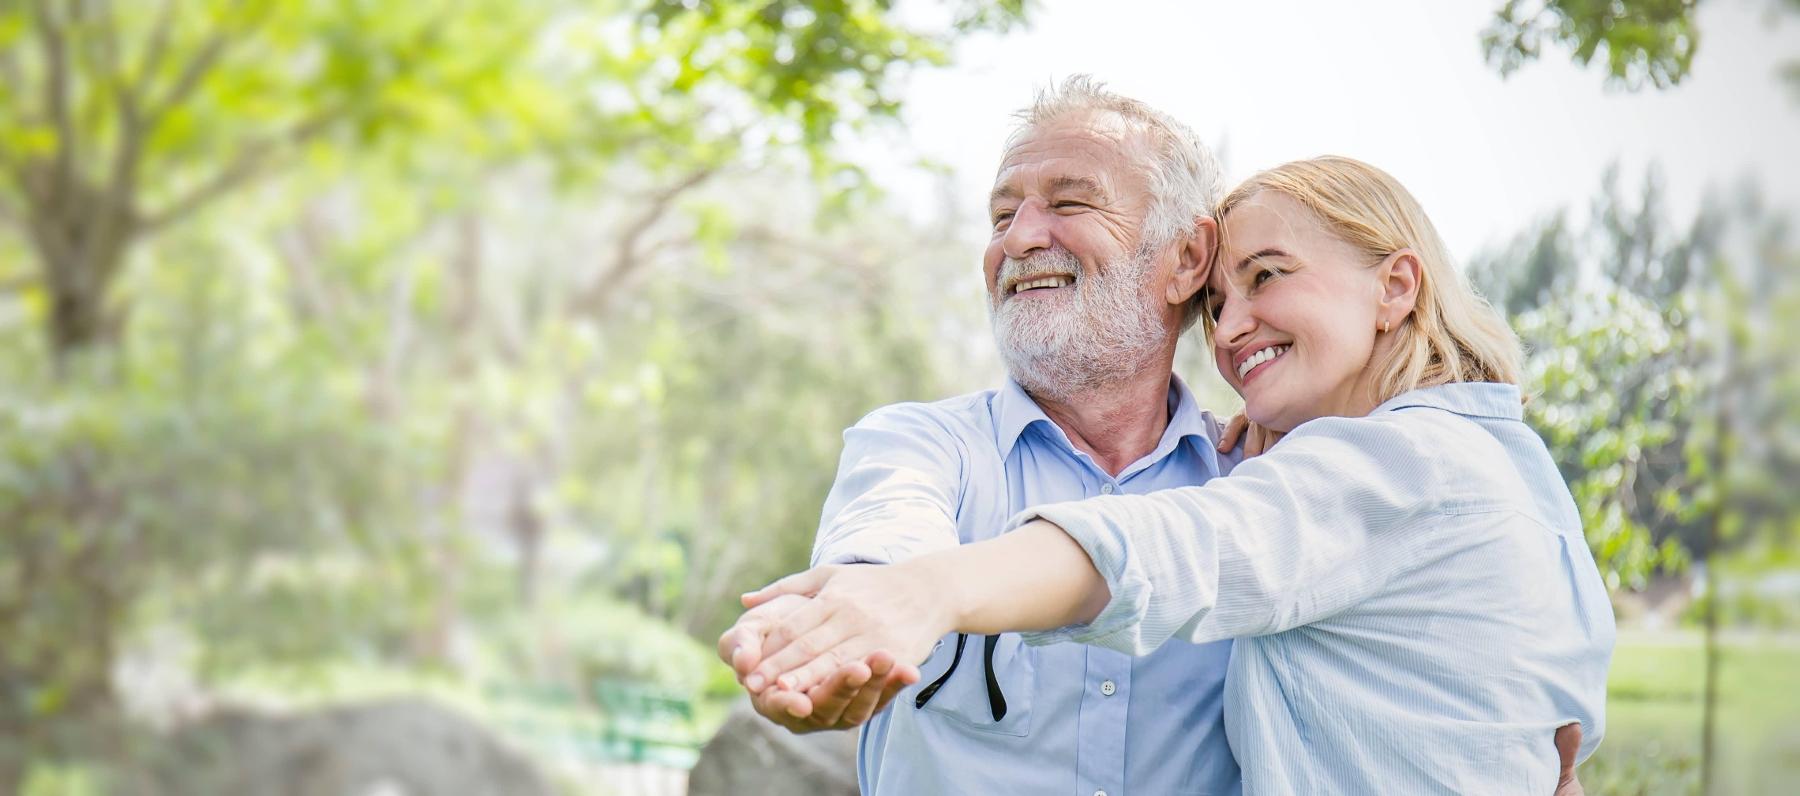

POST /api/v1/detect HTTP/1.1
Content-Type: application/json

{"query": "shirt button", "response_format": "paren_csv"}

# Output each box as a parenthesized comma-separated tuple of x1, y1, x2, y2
(1095, 790, 1108, 796)
(1099, 482, 1115, 494)
(1100, 679, 1116, 696)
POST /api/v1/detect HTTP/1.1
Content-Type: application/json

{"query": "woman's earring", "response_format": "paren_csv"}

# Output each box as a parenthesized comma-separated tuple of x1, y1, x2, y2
(1381, 319, 1391, 334)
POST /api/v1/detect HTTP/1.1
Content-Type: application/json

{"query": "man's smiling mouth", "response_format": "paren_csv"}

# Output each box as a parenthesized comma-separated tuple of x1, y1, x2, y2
(1010, 275, 1075, 294)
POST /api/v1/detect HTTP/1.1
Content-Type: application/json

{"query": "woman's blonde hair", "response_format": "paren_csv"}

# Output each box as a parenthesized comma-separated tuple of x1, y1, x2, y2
(1212, 156, 1521, 404)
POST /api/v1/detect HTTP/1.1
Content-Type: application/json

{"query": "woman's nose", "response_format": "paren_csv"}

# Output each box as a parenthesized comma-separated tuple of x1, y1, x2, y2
(1213, 295, 1256, 347)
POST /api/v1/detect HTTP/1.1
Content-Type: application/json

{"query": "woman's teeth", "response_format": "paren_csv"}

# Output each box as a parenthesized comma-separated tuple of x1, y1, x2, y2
(1237, 345, 1290, 379)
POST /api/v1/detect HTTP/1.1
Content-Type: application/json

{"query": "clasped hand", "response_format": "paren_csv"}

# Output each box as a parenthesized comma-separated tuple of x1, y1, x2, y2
(717, 562, 953, 732)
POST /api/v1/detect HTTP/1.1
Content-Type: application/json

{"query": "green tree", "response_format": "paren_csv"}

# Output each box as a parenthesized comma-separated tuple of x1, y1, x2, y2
(1482, 0, 1799, 91)
(0, 0, 1027, 364)
(0, 1, 1029, 789)
(1472, 171, 1800, 793)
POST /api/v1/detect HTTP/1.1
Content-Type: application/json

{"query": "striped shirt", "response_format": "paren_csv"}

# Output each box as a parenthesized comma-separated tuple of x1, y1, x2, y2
(1016, 382, 1615, 794)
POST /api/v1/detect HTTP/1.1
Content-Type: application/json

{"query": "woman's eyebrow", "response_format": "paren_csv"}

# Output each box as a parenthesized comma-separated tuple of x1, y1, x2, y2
(1235, 248, 1291, 273)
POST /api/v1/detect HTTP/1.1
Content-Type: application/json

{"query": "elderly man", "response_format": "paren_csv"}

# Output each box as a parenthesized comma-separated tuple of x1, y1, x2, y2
(722, 76, 1240, 795)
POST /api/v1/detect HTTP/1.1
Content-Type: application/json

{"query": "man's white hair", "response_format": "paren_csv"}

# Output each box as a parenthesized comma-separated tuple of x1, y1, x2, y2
(1009, 74, 1224, 253)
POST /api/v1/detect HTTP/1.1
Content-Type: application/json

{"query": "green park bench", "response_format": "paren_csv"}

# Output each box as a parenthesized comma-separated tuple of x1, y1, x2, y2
(484, 681, 606, 759)
(593, 678, 704, 769)
(483, 678, 705, 767)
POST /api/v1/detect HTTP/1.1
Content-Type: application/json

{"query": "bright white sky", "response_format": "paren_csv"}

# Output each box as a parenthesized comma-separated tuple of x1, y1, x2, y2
(857, 0, 1800, 264)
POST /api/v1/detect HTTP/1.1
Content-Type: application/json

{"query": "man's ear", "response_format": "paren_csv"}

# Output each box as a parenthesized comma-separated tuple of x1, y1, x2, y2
(1376, 248, 1422, 326)
(1165, 215, 1219, 307)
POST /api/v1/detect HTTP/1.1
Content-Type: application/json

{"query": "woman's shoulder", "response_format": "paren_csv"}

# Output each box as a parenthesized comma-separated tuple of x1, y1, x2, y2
(1284, 402, 1494, 457)
(1278, 390, 1530, 503)
(1291, 384, 1520, 446)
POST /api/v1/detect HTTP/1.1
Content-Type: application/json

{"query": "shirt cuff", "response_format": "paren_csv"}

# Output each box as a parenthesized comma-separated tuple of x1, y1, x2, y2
(813, 546, 895, 567)
(1006, 497, 1150, 653)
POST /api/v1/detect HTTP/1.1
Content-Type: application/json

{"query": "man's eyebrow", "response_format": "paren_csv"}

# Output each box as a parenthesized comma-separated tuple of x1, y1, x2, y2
(1047, 175, 1107, 198)
(1235, 248, 1291, 273)
(989, 176, 1110, 211)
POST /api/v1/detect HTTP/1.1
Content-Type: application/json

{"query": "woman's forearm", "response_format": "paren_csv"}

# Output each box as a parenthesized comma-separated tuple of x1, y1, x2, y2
(903, 519, 1111, 635)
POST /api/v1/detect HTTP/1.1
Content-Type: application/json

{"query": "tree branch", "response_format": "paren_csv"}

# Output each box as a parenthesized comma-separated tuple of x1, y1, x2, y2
(574, 165, 720, 316)
(75, 0, 148, 275)
(141, 0, 257, 129)
(0, 20, 24, 106)
(136, 0, 177, 89)
(139, 107, 346, 234)
(31, 0, 77, 184)
(85, 0, 122, 89)
(0, 269, 40, 294)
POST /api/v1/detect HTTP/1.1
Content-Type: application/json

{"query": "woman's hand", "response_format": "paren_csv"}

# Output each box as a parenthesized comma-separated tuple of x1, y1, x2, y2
(736, 563, 952, 697)
(1217, 412, 1285, 457)
(718, 593, 921, 732)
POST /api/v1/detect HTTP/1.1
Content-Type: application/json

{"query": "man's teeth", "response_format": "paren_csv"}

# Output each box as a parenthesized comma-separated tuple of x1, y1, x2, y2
(1012, 275, 1075, 294)
(1237, 345, 1290, 379)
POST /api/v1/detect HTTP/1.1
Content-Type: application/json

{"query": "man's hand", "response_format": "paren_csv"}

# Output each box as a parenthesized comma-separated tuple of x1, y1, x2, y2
(1217, 413, 1284, 457)
(753, 650, 918, 734)
(737, 564, 941, 698)
(718, 592, 919, 733)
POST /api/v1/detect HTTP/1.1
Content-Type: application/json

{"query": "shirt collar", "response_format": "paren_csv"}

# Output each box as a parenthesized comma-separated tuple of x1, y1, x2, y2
(992, 375, 1220, 463)
(1371, 382, 1524, 421)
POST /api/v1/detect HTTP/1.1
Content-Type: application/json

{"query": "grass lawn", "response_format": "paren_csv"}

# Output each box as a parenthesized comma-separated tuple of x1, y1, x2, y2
(1589, 629, 1800, 795)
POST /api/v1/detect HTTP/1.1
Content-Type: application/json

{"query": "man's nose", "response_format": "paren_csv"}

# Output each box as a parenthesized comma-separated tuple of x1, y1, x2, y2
(1001, 202, 1053, 260)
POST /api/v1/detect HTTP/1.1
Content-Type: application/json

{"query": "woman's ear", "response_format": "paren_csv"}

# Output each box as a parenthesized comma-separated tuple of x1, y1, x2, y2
(1166, 216, 1219, 307)
(1376, 248, 1422, 327)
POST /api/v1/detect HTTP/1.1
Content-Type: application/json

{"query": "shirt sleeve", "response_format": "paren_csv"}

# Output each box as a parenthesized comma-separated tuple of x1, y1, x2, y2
(1014, 413, 1453, 654)
(811, 403, 968, 567)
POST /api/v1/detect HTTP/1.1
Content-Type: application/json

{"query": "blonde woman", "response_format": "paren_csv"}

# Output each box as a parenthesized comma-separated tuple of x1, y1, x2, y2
(734, 157, 1614, 793)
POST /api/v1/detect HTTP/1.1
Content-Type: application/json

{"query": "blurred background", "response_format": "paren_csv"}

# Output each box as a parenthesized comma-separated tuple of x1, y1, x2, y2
(0, 1, 1795, 794)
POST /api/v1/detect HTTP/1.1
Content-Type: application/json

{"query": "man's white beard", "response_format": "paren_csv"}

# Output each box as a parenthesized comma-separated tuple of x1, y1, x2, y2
(990, 244, 1169, 402)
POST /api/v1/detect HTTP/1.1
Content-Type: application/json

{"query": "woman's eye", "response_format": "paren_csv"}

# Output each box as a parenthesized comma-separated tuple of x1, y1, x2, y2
(1253, 267, 1282, 287)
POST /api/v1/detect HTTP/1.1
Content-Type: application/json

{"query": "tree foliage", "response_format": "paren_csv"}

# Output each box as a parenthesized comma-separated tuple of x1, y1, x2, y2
(0, 0, 1026, 360)
(0, 1, 1024, 789)
(1483, 0, 1800, 93)
(1472, 168, 1800, 588)
(1483, 0, 1701, 88)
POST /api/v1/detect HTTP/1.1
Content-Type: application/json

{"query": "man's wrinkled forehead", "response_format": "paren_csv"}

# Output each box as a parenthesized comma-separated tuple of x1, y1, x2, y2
(1003, 108, 1145, 158)
(991, 111, 1156, 195)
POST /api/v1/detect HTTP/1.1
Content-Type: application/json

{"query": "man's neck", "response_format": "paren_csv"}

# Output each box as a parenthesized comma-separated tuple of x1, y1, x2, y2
(1028, 358, 1177, 478)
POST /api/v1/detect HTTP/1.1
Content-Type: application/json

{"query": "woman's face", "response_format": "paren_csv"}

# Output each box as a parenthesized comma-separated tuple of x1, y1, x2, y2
(1205, 191, 1402, 432)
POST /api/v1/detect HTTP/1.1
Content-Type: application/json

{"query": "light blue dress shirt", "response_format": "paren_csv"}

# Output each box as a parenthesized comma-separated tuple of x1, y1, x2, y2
(813, 377, 1243, 796)
(1016, 382, 1616, 795)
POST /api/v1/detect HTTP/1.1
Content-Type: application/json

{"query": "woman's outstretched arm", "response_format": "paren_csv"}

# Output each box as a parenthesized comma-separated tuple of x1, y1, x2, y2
(736, 413, 1454, 696)
(734, 519, 1108, 694)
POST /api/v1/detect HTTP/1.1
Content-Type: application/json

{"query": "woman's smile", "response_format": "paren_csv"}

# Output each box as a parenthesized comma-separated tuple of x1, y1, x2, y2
(1235, 343, 1290, 385)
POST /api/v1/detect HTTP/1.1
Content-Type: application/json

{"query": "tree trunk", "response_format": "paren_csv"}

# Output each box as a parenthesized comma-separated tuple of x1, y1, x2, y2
(1699, 313, 1738, 796)
(22, 168, 139, 367)
(1700, 564, 1720, 795)
(0, 752, 24, 796)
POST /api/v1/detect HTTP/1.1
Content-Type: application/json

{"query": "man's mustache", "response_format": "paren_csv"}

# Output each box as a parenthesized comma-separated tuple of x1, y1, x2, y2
(997, 249, 1080, 289)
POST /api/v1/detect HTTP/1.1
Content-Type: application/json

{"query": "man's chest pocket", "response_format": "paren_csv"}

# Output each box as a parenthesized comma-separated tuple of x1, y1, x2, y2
(912, 631, 1036, 736)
